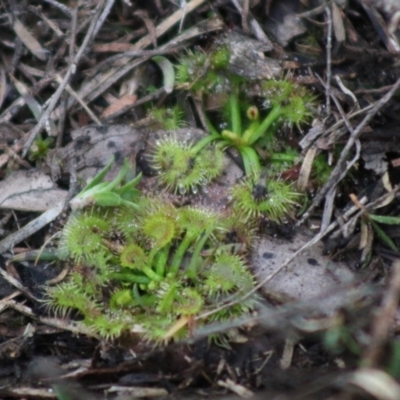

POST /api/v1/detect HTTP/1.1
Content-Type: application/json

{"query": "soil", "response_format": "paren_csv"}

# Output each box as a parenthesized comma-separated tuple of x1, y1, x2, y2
(1, 0, 400, 399)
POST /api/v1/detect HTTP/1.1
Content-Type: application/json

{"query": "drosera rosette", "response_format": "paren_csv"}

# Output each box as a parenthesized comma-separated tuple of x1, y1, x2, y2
(150, 134, 226, 194)
(230, 176, 301, 224)
(189, 77, 316, 180)
(44, 162, 261, 343)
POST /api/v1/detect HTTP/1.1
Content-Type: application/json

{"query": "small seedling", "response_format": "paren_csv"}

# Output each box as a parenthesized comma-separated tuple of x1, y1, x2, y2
(29, 136, 53, 162)
(69, 157, 141, 210)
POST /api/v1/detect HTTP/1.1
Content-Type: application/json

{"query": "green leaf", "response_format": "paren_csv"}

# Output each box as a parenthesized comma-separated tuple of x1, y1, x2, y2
(84, 156, 114, 192)
(239, 146, 261, 179)
(116, 172, 142, 199)
(92, 192, 122, 207)
(369, 214, 400, 225)
(152, 56, 175, 93)
(370, 220, 398, 251)
(103, 159, 129, 191)
(229, 92, 241, 136)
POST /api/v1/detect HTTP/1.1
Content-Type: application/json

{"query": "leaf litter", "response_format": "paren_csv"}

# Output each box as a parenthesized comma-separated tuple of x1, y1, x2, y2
(1, 0, 400, 399)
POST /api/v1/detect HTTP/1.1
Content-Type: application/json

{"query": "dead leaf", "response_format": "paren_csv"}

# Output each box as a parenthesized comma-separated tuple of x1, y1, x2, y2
(223, 31, 281, 80)
(100, 95, 138, 119)
(92, 43, 136, 53)
(297, 146, 317, 192)
(0, 170, 67, 212)
(12, 18, 47, 61)
(0, 67, 7, 111)
(332, 2, 346, 44)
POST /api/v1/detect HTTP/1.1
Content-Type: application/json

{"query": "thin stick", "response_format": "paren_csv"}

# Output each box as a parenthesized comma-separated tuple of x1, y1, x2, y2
(0, 200, 65, 254)
(362, 259, 400, 367)
(325, 5, 332, 115)
(92, 0, 115, 39)
(42, 0, 73, 16)
(22, 0, 106, 157)
(298, 77, 400, 225)
(55, 75, 102, 125)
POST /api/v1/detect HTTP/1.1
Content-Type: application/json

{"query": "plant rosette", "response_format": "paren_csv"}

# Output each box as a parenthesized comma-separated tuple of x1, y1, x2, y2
(46, 178, 260, 343)
(185, 80, 316, 182)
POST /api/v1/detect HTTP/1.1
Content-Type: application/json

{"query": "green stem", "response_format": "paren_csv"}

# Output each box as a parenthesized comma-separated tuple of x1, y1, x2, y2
(185, 231, 212, 279)
(191, 133, 222, 154)
(157, 282, 178, 313)
(132, 284, 156, 307)
(147, 247, 159, 267)
(205, 114, 220, 137)
(103, 159, 129, 191)
(221, 130, 244, 147)
(247, 105, 282, 145)
(270, 152, 297, 163)
(170, 232, 196, 275)
(154, 244, 171, 276)
(229, 93, 241, 136)
(108, 272, 150, 284)
(142, 265, 163, 282)
(132, 284, 142, 304)
(242, 120, 260, 144)
(239, 146, 261, 179)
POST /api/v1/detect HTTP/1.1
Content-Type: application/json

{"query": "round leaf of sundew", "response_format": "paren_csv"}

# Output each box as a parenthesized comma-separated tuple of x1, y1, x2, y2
(261, 79, 294, 106)
(280, 95, 312, 126)
(120, 243, 148, 270)
(59, 214, 111, 259)
(198, 145, 225, 180)
(142, 213, 177, 249)
(110, 289, 134, 309)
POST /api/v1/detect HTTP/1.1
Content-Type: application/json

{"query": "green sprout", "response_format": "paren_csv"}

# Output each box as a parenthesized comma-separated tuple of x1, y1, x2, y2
(29, 136, 53, 161)
(69, 157, 141, 210)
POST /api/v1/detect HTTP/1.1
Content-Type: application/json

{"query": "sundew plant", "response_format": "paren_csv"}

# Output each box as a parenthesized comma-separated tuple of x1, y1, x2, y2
(45, 160, 259, 342)
(44, 44, 319, 344)
(148, 44, 317, 223)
